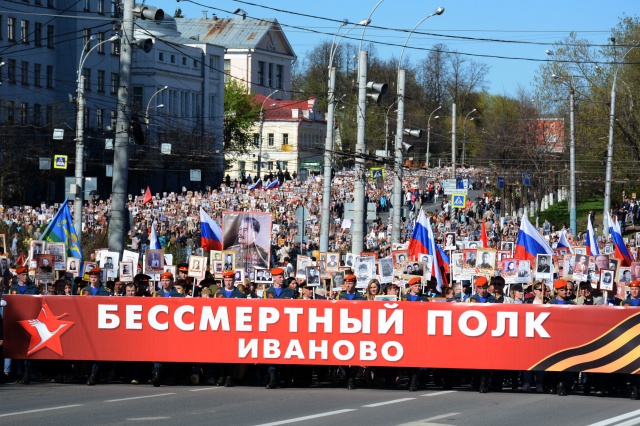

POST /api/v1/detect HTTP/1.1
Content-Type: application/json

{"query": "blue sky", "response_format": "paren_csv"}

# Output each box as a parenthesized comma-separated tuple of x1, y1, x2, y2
(157, 0, 635, 95)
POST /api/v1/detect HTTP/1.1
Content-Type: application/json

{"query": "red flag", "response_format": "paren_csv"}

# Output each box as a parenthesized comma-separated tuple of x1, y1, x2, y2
(16, 253, 26, 266)
(481, 219, 489, 248)
(143, 186, 152, 204)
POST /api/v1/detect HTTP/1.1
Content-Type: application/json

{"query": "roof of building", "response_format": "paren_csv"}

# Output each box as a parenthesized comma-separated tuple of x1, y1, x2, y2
(175, 17, 295, 58)
(256, 94, 324, 122)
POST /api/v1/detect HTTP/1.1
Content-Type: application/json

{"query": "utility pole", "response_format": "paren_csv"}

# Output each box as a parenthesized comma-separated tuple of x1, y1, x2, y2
(451, 103, 456, 179)
(352, 50, 368, 255)
(319, 67, 336, 252)
(391, 69, 405, 244)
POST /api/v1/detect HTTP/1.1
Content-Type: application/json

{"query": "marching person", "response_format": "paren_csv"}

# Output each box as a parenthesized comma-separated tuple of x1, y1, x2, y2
(336, 274, 365, 389)
(214, 271, 246, 387)
(622, 280, 640, 400)
(151, 271, 183, 386)
(82, 268, 110, 386)
(402, 277, 428, 391)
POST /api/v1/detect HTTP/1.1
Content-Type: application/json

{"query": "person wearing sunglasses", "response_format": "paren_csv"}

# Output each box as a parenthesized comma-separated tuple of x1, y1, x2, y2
(548, 279, 576, 305)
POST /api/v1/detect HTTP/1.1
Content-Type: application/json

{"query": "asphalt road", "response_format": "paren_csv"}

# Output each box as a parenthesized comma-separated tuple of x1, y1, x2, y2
(2, 379, 639, 426)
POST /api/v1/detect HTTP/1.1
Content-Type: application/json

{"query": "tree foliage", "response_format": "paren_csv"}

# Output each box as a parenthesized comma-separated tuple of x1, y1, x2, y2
(223, 80, 261, 164)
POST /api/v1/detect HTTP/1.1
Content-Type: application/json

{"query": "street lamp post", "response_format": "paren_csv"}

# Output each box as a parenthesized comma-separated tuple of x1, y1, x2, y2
(74, 34, 118, 241)
(391, 7, 444, 245)
(257, 89, 279, 181)
(426, 106, 441, 168)
(145, 85, 168, 124)
(462, 108, 476, 167)
(385, 99, 399, 157)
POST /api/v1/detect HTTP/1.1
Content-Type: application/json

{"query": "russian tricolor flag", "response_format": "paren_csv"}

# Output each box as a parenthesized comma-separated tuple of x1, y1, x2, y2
(607, 211, 632, 266)
(586, 215, 600, 256)
(248, 179, 262, 191)
(557, 230, 573, 254)
(514, 215, 553, 262)
(408, 210, 449, 291)
(149, 223, 161, 250)
(200, 208, 223, 252)
(265, 179, 280, 190)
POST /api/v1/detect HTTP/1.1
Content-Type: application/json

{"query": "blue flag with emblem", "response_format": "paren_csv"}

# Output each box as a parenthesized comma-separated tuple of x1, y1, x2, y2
(40, 198, 83, 260)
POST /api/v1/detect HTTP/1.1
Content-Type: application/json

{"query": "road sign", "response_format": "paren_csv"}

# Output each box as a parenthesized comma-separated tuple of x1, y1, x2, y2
(497, 177, 505, 189)
(54, 155, 68, 169)
(522, 173, 531, 186)
(451, 193, 467, 209)
(444, 179, 468, 195)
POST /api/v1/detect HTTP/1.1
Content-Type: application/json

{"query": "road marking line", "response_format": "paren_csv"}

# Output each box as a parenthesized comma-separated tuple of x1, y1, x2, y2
(424, 412, 459, 422)
(362, 398, 416, 407)
(0, 404, 83, 418)
(254, 409, 357, 425)
(587, 409, 640, 426)
(105, 393, 176, 402)
(615, 418, 640, 426)
(126, 417, 171, 421)
(189, 387, 223, 392)
(421, 390, 457, 397)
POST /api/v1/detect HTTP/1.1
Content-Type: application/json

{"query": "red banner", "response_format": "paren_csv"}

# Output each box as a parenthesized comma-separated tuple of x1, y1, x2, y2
(3, 296, 640, 374)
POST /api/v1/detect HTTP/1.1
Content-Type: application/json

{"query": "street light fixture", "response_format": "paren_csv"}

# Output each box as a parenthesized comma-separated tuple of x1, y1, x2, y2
(257, 89, 279, 180)
(391, 6, 444, 244)
(462, 108, 476, 167)
(74, 33, 119, 241)
(145, 85, 168, 125)
(426, 105, 441, 168)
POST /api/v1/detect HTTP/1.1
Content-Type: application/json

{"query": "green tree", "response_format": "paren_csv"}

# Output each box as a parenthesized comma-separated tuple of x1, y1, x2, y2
(223, 80, 261, 166)
(174, 8, 184, 18)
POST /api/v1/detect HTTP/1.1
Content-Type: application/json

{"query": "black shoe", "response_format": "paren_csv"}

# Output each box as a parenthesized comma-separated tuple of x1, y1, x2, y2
(347, 378, 355, 390)
(224, 376, 233, 387)
(266, 372, 277, 389)
(596, 390, 605, 397)
(409, 374, 419, 392)
(216, 376, 225, 387)
(86, 372, 97, 386)
(520, 383, 531, 392)
(558, 382, 567, 396)
(190, 373, 199, 386)
(479, 377, 488, 393)
(151, 368, 161, 387)
(631, 385, 639, 400)
(54, 374, 65, 383)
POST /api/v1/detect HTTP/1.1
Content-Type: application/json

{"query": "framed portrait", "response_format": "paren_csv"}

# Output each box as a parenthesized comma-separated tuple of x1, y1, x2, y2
(222, 212, 272, 272)
(466, 241, 480, 249)
(444, 232, 456, 250)
(212, 260, 223, 278)
(476, 248, 496, 273)
(210, 250, 222, 266)
(255, 268, 273, 284)
(145, 249, 165, 274)
(317, 261, 329, 279)
(164, 254, 173, 266)
(222, 250, 236, 271)
(326, 252, 340, 272)
(463, 248, 478, 274)
(234, 269, 245, 285)
(599, 269, 614, 292)
(392, 250, 410, 269)
(451, 253, 465, 281)
(501, 258, 518, 283)
(360, 251, 378, 261)
(66, 257, 81, 277)
(535, 253, 553, 279)
(378, 257, 394, 284)
(516, 260, 531, 284)
(618, 267, 632, 286)
(47, 242, 66, 270)
(319, 252, 328, 262)
(344, 253, 355, 268)
(574, 246, 587, 255)
(573, 253, 589, 282)
(354, 260, 373, 289)
(375, 295, 398, 302)
(297, 255, 311, 278)
(563, 254, 575, 279)
(188, 255, 207, 278)
(36, 254, 55, 281)
(497, 250, 510, 268)
(100, 250, 120, 278)
(417, 254, 433, 280)
(636, 232, 640, 248)
(402, 261, 427, 281)
(122, 250, 139, 268)
(332, 271, 345, 291)
(603, 243, 613, 255)
(305, 266, 320, 286)
(30, 240, 45, 261)
(119, 262, 134, 282)
(500, 241, 514, 255)
(83, 262, 97, 280)
(163, 265, 177, 279)
(608, 258, 620, 276)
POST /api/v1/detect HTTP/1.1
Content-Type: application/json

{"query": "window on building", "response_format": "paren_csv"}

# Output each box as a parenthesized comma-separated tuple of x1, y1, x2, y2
(83, 0, 90, 12)
(277, 161, 288, 171)
(224, 59, 230, 83)
(110, 110, 116, 129)
(46, 65, 53, 88)
(20, 103, 27, 124)
(276, 64, 283, 89)
(209, 94, 217, 121)
(97, 108, 104, 129)
(158, 51, 164, 62)
(268, 63, 273, 88)
(21, 61, 28, 85)
(132, 86, 143, 113)
(110, 72, 119, 94)
(182, 56, 186, 66)
(193, 58, 198, 68)
(46, 105, 52, 124)
(34, 22, 42, 46)
(252, 162, 259, 172)
(257, 61, 265, 86)
(282, 133, 289, 145)
(83, 29, 91, 50)
(47, 25, 54, 48)
(82, 67, 90, 90)
(7, 59, 15, 83)
(7, 101, 15, 123)
(268, 133, 274, 147)
(111, 38, 120, 55)
(97, 70, 105, 92)
(170, 54, 175, 64)
(35, 0, 41, 4)
(83, 107, 90, 128)
(34, 63, 41, 86)
(97, 32, 105, 53)
(110, 0, 117, 17)
(33, 104, 41, 125)
(97, 0, 104, 14)
(253, 133, 259, 147)
(267, 161, 274, 170)
(0, 16, 3, 40)
(47, 0, 54, 6)
(20, 20, 29, 43)
(8, 17, 16, 42)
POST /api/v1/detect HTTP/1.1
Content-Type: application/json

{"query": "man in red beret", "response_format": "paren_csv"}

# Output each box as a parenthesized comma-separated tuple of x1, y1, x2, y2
(9, 266, 38, 295)
(402, 277, 429, 302)
(548, 279, 575, 305)
(153, 272, 183, 298)
(81, 267, 110, 386)
(469, 276, 496, 304)
(264, 268, 295, 300)
(336, 274, 365, 301)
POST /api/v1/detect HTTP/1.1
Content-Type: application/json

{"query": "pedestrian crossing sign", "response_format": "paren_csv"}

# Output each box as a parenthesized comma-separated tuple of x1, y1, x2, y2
(53, 155, 68, 169)
(452, 194, 466, 209)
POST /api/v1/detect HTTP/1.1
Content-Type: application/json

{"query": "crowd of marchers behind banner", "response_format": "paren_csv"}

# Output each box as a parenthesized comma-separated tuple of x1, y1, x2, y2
(0, 167, 639, 400)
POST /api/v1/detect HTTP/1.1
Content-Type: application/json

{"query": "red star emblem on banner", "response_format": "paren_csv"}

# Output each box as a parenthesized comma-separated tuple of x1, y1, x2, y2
(18, 300, 74, 357)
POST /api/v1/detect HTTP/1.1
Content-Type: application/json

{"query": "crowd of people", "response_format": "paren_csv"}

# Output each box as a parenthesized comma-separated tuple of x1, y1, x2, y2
(0, 167, 639, 400)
